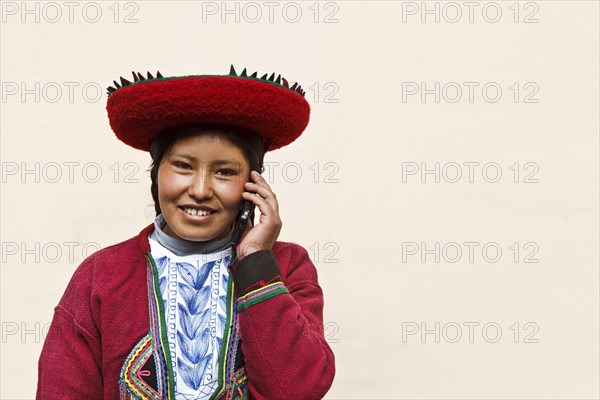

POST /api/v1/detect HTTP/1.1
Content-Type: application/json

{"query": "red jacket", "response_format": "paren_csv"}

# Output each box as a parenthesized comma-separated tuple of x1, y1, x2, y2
(37, 223, 335, 399)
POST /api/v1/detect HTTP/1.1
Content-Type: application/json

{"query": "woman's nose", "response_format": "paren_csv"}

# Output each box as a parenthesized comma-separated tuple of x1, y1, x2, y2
(188, 172, 213, 199)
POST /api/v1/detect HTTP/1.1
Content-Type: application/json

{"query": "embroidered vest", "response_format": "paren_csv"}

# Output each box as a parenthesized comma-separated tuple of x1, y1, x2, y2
(118, 252, 249, 400)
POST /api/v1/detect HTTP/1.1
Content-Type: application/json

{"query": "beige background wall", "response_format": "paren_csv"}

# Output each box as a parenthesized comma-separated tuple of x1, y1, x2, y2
(1, 1, 598, 399)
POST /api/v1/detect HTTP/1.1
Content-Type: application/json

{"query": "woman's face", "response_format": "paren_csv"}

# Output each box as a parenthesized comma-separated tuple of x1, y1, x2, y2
(157, 133, 250, 242)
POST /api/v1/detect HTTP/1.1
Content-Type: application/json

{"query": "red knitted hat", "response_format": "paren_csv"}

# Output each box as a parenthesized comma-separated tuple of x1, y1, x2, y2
(105, 65, 309, 152)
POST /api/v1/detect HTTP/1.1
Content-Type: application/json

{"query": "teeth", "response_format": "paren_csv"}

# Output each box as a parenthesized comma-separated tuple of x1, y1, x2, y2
(184, 208, 212, 216)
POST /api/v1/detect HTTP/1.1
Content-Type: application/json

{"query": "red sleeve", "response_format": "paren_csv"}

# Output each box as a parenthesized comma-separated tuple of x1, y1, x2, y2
(36, 258, 103, 399)
(228, 244, 336, 399)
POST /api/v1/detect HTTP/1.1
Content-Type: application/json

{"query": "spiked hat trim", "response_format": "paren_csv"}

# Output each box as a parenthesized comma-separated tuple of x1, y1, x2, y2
(106, 65, 309, 152)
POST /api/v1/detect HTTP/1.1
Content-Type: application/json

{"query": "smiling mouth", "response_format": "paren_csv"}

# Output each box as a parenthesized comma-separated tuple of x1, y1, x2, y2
(181, 207, 215, 216)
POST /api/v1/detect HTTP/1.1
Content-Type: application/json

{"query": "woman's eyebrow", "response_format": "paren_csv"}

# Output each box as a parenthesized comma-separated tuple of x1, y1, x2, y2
(209, 160, 241, 166)
(171, 153, 196, 161)
(171, 154, 240, 166)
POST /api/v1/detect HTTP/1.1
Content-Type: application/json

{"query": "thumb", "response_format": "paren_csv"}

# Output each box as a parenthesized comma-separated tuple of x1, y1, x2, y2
(236, 219, 256, 257)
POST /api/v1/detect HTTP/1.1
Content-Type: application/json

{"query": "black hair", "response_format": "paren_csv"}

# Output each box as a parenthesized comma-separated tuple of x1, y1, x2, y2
(149, 124, 267, 216)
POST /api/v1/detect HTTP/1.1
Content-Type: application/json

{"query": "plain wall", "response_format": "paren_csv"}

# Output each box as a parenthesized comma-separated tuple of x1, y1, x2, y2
(1, 1, 598, 399)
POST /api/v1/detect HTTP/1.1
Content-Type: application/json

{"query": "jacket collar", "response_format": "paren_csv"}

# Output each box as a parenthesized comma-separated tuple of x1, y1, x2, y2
(138, 223, 155, 254)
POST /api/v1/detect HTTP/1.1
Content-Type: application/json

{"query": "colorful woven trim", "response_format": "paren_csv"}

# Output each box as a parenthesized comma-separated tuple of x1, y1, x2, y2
(147, 253, 176, 398)
(237, 282, 289, 312)
(119, 256, 174, 399)
(212, 264, 250, 400)
(119, 334, 159, 399)
(223, 366, 249, 400)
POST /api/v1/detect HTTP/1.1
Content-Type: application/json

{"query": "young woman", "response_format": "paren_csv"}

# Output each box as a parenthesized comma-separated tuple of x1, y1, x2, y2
(37, 66, 335, 399)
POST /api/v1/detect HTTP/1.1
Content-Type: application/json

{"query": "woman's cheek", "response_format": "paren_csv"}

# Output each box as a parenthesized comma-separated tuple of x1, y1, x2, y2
(219, 180, 245, 208)
(166, 171, 190, 189)
(159, 170, 188, 200)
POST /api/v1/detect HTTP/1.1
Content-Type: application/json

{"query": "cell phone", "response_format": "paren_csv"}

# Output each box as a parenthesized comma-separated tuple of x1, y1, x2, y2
(231, 194, 256, 247)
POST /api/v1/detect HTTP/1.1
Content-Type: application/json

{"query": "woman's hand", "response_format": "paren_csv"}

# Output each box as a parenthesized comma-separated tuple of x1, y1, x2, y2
(236, 170, 282, 258)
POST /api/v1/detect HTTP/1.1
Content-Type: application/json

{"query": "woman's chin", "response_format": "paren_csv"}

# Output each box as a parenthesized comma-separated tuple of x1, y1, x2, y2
(168, 226, 232, 243)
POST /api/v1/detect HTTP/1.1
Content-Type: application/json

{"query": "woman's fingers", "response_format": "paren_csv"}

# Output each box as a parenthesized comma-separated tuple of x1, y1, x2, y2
(235, 171, 283, 257)
(242, 190, 275, 217)
(237, 190, 282, 256)
(244, 172, 279, 213)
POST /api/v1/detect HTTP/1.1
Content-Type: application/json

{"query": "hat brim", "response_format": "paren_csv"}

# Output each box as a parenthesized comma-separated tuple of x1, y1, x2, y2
(106, 75, 310, 152)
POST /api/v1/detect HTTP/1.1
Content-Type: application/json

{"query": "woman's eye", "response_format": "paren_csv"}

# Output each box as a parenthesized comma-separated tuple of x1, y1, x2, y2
(216, 169, 236, 177)
(174, 162, 192, 170)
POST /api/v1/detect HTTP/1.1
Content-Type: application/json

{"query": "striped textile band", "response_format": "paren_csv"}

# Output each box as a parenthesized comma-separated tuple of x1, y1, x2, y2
(237, 282, 289, 312)
(212, 270, 237, 399)
(147, 254, 176, 399)
(223, 304, 242, 399)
